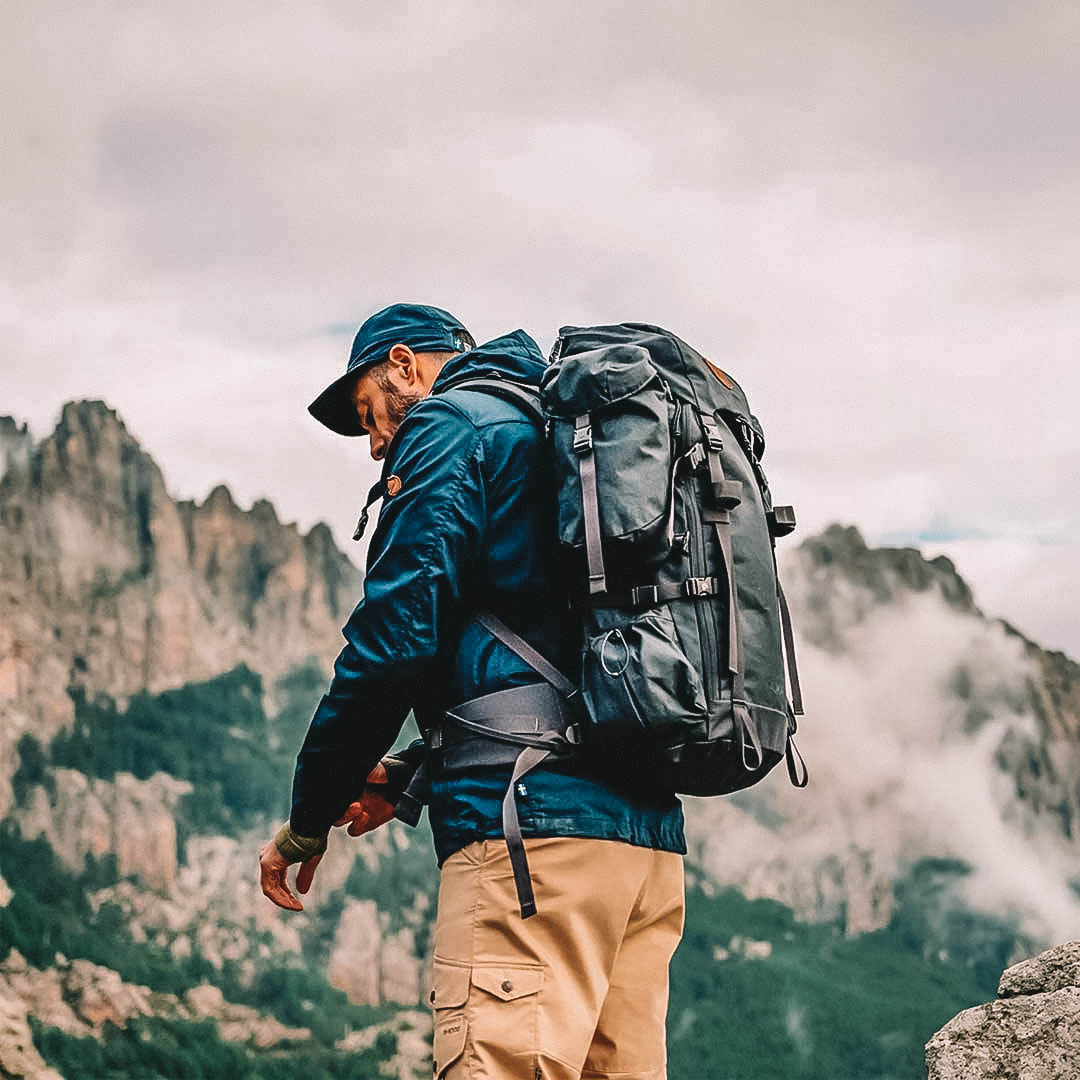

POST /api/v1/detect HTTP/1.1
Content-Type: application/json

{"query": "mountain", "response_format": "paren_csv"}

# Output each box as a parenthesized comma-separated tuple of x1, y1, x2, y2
(683, 523, 1080, 949)
(2, 400, 1079, 1079)
(0, 400, 360, 818)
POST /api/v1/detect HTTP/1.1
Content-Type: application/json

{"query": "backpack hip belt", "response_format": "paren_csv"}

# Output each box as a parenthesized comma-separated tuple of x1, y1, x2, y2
(403, 611, 583, 921)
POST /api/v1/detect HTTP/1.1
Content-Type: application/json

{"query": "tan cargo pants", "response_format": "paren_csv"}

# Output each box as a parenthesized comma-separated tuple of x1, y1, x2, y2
(429, 836, 685, 1080)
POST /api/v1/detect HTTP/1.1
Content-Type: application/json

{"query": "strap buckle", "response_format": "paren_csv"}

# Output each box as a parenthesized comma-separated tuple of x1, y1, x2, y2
(682, 576, 714, 598)
(701, 415, 724, 452)
(685, 444, 706, 472)
(630, 584, 660, 609)
(767, 505, 797, 538)
(573, 419, 593, 454)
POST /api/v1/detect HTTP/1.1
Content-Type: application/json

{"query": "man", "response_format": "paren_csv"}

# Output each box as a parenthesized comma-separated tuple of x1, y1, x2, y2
(259, 303, 686, 1079)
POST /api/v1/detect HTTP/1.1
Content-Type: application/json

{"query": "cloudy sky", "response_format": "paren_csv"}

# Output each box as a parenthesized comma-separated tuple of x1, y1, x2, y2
(4, 1, 1078, 655)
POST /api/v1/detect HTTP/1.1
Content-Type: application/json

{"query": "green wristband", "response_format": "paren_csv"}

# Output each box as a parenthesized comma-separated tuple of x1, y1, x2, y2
(274, 822, 328, 862)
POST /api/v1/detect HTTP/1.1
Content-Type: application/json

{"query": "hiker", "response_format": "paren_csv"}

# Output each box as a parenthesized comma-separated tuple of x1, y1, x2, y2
(259, 304, 688, 1079)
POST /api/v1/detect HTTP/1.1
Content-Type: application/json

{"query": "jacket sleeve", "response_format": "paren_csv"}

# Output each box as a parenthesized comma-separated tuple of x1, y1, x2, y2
(289, 399, 486, 837)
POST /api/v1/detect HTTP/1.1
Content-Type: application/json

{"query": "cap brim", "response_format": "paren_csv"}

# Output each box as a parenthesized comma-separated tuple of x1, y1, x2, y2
(308, 369, 366, 436)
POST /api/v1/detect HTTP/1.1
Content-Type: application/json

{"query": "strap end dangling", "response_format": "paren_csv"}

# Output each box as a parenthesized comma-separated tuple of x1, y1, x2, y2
(785, 736, 808, 788)
(353, 507, 369, 541)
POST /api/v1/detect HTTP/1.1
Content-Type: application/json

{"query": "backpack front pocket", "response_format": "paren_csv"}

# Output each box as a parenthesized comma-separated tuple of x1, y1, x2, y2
(543, 344, 676, 590)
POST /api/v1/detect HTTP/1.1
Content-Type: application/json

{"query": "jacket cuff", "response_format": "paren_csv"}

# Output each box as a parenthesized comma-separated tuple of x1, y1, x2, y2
(275, 822, 329, 863)
(381, 751, 422, 802)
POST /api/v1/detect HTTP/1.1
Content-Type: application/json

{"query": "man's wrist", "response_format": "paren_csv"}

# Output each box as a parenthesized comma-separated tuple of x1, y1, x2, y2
(274, 822, 329, 862)
(380, 754, 419, 802)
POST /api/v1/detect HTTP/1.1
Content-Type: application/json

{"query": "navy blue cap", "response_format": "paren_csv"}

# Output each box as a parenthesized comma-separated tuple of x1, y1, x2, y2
(309, 303, 472, 436)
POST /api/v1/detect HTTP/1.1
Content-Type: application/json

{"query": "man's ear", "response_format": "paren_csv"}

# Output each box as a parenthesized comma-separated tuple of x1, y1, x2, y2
(387, 343, 419, 385)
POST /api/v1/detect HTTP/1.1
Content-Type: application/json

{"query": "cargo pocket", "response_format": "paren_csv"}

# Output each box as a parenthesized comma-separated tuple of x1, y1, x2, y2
(582, 607, 707, 749)
(469, 964, 543, 1064)
(431, 959, 470, 1078)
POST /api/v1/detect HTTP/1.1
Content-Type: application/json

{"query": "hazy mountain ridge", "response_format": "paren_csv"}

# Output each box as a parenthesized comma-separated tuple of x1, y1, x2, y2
(0, 399, 360, 817)
(683, 522, 1080, 946)
(3, 399, 1079, 1077)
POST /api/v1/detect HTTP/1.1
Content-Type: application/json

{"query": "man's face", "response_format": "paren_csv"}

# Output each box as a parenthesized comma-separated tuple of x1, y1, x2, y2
(350, 354, 427, 460)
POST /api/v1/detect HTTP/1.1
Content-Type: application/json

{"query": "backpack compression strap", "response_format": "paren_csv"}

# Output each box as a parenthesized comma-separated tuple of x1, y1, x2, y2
(697, 414, 765, 772)
(573, 415, 608, 596)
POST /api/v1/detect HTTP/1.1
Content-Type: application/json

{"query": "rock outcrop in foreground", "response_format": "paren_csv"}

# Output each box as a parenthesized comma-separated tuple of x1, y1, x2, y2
(926, 940, 1080, 1078)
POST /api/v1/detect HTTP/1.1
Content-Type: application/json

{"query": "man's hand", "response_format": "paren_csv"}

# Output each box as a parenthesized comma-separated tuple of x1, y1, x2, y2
(331, 761, 398, 838)
(259, 838, 309, 912)
(287, 761, 399, 898)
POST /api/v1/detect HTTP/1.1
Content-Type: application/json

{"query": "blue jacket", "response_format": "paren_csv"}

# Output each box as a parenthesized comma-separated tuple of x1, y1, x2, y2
(290, 331, 685, 864)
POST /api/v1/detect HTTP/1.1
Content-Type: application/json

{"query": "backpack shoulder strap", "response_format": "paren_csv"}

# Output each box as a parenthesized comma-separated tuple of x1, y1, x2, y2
(437, 376, 545, 426)
(474, 611, 578, 700)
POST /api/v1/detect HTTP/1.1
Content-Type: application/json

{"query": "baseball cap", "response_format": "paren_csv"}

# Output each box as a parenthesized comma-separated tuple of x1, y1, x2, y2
(308, 303, 472, 436)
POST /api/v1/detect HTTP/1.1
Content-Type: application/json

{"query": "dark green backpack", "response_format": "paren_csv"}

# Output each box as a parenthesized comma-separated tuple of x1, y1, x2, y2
(540, 322, 806, 795)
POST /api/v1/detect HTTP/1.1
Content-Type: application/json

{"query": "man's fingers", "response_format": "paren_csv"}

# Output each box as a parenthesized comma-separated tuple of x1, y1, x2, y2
(261, 866, 303, 911)
(334, 801, 366, 827)
(259, 841, 304, 912)
(296, 854, 322, 895)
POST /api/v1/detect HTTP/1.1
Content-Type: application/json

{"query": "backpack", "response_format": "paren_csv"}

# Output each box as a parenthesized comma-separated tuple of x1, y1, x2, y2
(537, 322, 807, 796)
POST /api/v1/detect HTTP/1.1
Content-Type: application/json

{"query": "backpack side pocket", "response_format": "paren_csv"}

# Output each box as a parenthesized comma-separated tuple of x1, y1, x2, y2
(581, 608, 707, 758)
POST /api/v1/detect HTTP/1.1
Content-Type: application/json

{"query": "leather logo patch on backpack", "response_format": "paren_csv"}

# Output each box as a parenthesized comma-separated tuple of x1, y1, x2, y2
(704, 359, 736, 389)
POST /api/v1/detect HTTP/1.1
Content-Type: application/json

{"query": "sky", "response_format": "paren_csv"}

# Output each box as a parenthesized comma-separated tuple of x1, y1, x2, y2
(3, 1, 1078, 656)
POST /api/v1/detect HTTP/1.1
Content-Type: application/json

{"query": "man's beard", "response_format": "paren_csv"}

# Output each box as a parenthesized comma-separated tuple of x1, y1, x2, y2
(384, 386, 426, 434)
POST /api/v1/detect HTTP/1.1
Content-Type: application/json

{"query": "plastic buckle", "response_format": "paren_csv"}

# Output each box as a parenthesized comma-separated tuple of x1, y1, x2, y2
(701, 416, 724, 452)
(683, 576, 712, 598)
(630, 585, 659, 608)
(767, 505, 797, 537)
(572, 422, 593, 454)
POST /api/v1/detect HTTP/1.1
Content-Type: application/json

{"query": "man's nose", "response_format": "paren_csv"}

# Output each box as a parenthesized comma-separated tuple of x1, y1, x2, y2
(370, 438, 387, 461)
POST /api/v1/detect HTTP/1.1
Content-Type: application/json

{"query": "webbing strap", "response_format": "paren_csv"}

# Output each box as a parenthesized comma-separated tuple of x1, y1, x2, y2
(734, 703, 763, 770)
(474, 612, 579, 700)
(700, 415, 744, 509)
(441, 713, 575, 754)
(448, 377, 545, 426)
(785, 735, 808, 787)
(501, 746, 553, 919)
(352, 479, 386, 541)
(393, 760, 428, 827)
(626, 576, 719, 609)
(776, 580, 804, 717)
(713, 523, 740, 677)
(574, 414, 607, 596)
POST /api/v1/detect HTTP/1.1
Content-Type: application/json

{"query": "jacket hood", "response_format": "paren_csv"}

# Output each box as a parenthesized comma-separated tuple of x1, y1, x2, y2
(431, 329, 547, 392)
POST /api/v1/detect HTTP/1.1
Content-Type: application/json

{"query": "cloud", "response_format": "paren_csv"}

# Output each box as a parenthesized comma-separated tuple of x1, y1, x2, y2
(3, 0, 1078, 654)
(689, 588, 1080, 944)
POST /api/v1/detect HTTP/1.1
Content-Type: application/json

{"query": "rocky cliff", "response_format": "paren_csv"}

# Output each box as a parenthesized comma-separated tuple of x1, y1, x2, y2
(0, 400, 361, 817)
(926, 940, 1080, 1078)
